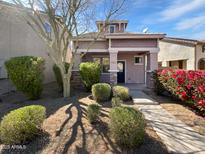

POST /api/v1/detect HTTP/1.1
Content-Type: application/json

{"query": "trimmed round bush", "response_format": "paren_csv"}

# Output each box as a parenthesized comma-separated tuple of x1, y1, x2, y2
(53, 63, 70, 91)
(112, 86, 130, 101)
(109, 106, 145, 148)
(79, 62, 101, 91)
(87, 104, 101, 123)
(92, 83, 111, 102)
(0, 105, 46, 144)
(5, 56, 45, 100)
(111, 97, 122, 107)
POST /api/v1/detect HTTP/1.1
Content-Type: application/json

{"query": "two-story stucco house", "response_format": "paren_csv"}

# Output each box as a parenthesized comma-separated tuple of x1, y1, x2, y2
(0, 1, 165, 88)
(71, 20, 165, 87)
(158, 37, 205, 70)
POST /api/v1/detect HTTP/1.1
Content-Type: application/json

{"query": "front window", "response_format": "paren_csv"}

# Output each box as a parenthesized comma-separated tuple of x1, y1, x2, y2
(134, 56, 143, 65)
(93, 57, 101, 64)
(93, 57, 110, 73)
(109, 25, 116, 33)
(102, 58, 109, 73)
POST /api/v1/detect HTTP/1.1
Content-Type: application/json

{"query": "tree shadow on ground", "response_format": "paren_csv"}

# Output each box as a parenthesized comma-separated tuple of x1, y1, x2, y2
(44, 96, 89, 154)
(0, 131, 50, 154)
(0, 87, 169, 154)
(0, 82, 82, 119)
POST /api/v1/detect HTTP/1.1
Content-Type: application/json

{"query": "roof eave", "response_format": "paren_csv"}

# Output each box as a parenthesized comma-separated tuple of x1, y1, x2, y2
(105, 34, 166, 39)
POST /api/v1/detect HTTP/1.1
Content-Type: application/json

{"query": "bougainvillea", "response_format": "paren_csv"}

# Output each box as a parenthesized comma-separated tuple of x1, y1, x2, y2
(156, 68, 205, 115)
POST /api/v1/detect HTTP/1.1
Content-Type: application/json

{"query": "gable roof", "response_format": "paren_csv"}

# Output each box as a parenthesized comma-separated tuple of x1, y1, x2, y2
(161, 37, 205, 46)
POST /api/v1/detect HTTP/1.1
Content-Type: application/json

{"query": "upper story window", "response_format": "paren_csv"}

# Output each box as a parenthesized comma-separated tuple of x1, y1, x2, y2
(109, 25, 116, 33)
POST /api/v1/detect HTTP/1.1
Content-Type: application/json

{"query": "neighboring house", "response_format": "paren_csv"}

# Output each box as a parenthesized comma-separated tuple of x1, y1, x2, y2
(158, 37, 205, 70)
(71, 20, 165, 86)
(0, 1, 55, 82)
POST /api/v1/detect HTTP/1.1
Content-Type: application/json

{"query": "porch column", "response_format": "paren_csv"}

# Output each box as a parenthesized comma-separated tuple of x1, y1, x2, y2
(146, 51, 158, 88)
(73, 53, 82, 71)
(109, 50, 118, 84)
(71, 52, 82, 88)
(149, 53, 158, 71)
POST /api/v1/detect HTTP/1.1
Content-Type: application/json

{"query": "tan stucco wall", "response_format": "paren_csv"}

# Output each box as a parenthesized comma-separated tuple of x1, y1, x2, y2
(77, 41, 108, 49)
(111, 39, 157, 48)
(158, 41, 195, 70)
(0, 5, 55, 82)
(118, 53, 145, 83)
(196, 45, 205, 70)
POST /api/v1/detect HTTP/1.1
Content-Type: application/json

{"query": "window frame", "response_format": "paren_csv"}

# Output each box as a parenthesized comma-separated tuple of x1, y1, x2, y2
(134, 56, 143, 65)
(92, 56, 110, 74)
(109, 25, 116, 33)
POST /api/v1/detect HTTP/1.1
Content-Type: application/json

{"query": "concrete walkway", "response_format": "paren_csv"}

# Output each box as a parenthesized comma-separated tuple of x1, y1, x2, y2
(130, 89, 205, 154)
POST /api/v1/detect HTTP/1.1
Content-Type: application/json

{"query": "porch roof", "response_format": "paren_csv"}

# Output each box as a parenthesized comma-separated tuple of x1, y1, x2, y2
(105, 32, 166, 39)
(74, 32, 166, 41)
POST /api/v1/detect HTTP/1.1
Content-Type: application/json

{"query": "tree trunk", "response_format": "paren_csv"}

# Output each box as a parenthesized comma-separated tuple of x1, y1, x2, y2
(62, 75, 71, 97)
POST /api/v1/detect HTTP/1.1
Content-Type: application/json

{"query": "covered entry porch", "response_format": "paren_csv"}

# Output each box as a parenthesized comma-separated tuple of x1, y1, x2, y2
(109, 48, 158, 86)
(77, 48, 158, 87)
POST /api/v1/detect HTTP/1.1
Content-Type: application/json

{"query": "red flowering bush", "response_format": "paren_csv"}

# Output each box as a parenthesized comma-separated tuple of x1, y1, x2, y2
(155, 69, 205, 115)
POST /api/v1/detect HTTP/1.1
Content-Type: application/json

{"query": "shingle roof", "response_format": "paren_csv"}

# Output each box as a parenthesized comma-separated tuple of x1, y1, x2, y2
(162, 37, 205, 45)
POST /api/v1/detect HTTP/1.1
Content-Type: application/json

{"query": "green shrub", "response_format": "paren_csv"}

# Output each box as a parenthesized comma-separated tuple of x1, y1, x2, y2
(92, 83, 111, 102)
(53, 63, 70, 91)
(0, 105, 46, 144)
(109, 107, 145, 148)
(152, 70, 166, 95)
(87, 104, 101, 123)
(111, 97, 122, 107)
(112, 86, 130, 101)
(5, 56, 45, 100)
(79, 62, 101, 91)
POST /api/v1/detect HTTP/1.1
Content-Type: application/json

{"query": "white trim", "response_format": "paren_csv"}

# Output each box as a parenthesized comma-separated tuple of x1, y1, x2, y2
(105, 34, 165, 39)
(108, 69, 119, 72)
(134, 55, 144, 65)
(77, 48, 159, 53)
(92, 55, 109, 58)
(109, 25, 116, 33)
(109, 39, 111, 48)
(145, 54, 147, 85)
(109, 47, 160, 53)
(73, 38, 106, 41)
(117, 60, 127, 83)
(77, 49, 108, 53)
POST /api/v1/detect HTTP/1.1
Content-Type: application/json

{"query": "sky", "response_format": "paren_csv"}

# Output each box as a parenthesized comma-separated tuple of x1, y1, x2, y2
(119, 0, 205, 40)
(4, 0, 205, 40)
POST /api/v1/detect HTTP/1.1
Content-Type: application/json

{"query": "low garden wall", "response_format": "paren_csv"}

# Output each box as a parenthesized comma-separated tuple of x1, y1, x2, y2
(154, 69, 205, 116)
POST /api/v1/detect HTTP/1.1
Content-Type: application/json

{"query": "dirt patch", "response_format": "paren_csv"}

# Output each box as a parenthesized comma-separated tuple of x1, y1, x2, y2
(0, 84, 168, 154)
(144, 89, 205, 136)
